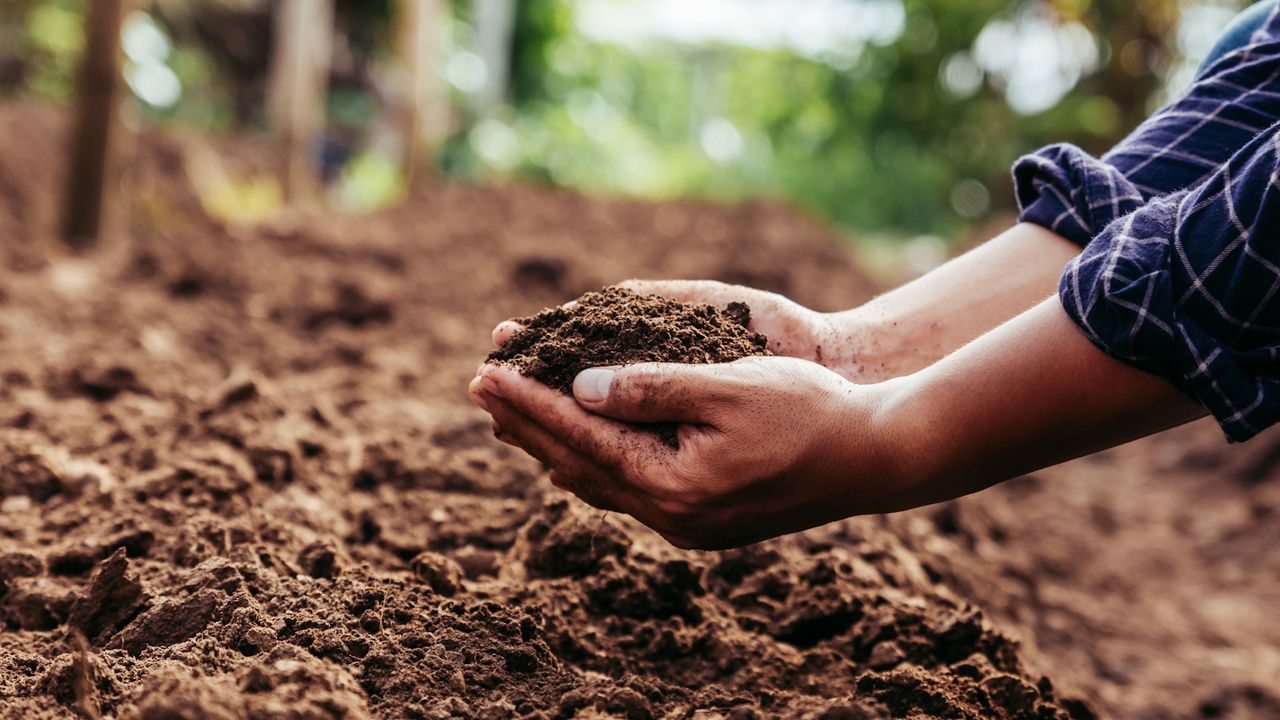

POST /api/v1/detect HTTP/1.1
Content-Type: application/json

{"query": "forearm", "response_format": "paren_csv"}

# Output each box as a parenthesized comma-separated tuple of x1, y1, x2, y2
(825, 223, 1079, 382)
(831, 22, 1280, 382)
(865, 298, 1205, 512)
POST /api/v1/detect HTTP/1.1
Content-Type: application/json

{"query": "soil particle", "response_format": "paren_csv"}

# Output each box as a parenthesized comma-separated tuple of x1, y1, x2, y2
(63, 363, 147, 402)
(1194, 684, 1280, 720)
(511, 255, 570, 292)
(813, 703, 889, 720)
(303, 282, 394, 331)
(298, 541, 340, 579)
(408, 551, 464, 596)
(65, 549, 147, 644)
(515, 499, 630, 579)
(38, 649, 115, 715)
(487, 286, 770, 394)
(0, 437, 66, 502)
(211, 375, 259, 411)
(124, 645, 372, 720)
(110, 588, 221, 655)
(48, 526, 156, 576)
(0, 552, 42, 582)
(1, 575, 76, 630)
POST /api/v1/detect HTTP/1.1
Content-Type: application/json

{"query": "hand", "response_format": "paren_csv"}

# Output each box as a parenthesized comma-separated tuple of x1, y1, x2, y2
(492, 279, 839, 364)
(468, 356, 903, 549)
(473, 299, 1206, 551)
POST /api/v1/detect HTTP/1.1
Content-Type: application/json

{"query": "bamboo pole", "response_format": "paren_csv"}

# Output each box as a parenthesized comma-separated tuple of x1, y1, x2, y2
(62, 0, 126, 248)
(396, 0, 448, 180)
(470, 0, 515, 116)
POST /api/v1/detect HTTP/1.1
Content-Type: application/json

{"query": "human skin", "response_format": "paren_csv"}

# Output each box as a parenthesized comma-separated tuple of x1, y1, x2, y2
(493, 222, 1083, 382)
(472, 223, 1206, 549)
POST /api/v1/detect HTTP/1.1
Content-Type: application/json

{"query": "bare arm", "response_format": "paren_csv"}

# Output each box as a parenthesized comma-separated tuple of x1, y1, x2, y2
(608, 222, 1080, 383)
(470, 297, 1204, 548)
(827, 223, 1080, 381)
(866, 297, 1206, 512)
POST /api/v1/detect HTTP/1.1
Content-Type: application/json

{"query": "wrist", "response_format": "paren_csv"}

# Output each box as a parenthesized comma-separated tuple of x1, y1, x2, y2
(856, 374, 942, 512)
(817, 373, 932, 516)
(815, 307, 899, 383)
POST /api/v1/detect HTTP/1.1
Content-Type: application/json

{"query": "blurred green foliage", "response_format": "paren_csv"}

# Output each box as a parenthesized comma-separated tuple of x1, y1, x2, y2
(4, 0, 83, 98)
(447, 0, 1223, 239)
(0, 0, 1251, 239)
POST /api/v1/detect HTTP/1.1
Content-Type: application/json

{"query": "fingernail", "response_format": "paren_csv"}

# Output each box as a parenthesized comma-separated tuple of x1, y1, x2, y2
(574, 368, 614, 403)
(478, 366, 507, 397)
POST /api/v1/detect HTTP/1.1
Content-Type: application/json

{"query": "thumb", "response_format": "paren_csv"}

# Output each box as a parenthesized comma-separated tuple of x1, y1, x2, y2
(573, 363, 733, 424)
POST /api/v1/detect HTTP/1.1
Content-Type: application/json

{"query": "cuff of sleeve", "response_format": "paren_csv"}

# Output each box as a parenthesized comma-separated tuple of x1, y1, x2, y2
(1058, 202, 1276, 443)
(1013, 143, 1145, 247)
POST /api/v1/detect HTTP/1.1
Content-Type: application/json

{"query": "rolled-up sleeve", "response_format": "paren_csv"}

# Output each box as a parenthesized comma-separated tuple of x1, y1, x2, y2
(1013, 144, 1145, 246)
(1060, 122, 1280, 442)
(1015, 6, 1280, 246)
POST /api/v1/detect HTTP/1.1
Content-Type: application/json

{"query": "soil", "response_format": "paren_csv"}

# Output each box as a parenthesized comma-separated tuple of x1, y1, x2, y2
(0, 99, 1277, 720)
(487, 287, 769, 395)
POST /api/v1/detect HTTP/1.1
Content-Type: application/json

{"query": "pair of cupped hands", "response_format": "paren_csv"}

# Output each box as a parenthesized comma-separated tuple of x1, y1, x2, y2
(468, 280, 903, 550)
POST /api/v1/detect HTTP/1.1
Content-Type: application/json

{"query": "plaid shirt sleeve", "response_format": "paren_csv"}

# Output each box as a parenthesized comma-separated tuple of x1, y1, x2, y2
(1012, 7, 1280, 441)
(1060, 121, 1280, 442)
(1014, 6, 1280, 246)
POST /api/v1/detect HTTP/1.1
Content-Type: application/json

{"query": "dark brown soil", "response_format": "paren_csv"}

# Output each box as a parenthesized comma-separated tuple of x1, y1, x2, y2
(487, 286, 770, 392)
(0, 100, 1277, 720)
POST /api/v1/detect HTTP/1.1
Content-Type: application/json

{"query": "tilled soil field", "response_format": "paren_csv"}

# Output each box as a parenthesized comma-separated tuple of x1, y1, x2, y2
(0, 102, 1276, 719)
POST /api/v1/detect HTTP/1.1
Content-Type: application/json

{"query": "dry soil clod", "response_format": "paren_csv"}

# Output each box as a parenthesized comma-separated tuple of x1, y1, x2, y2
(486, 287, 770, 448)
(487, 286, 771, 393)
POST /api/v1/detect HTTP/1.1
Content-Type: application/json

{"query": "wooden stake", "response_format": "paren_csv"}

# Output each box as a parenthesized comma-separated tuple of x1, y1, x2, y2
(62, 0, 126, 248)
(267, 0, 333, 204)
(396, 0, 448, 180)
(470, 0, 515, 116)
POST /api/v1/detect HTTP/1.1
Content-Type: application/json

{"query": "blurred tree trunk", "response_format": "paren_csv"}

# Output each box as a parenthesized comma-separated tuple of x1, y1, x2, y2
(395, 0, 449, 179)
(471, 0, 515, 115)
(267, 0, 334, 203)
(62, 0, 126, 248)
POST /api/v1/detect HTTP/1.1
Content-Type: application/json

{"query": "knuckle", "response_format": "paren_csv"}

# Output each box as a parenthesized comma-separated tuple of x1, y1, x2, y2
(619, 366, 666, 407)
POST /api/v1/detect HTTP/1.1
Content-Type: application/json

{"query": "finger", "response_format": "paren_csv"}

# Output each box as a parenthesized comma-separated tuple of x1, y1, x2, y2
(477, 365, 670, 470)
(619, 279, 739, 306)
(491, 298, 581, 348)
(619, 280, 805, 352)
(548, 469, 622, 512)
(482, 388, 607, 478)
(491, 321, 524, 347)
(572, 362, 741, 425)
(483, 390, 630, 510)
(469, 375, 493, 411)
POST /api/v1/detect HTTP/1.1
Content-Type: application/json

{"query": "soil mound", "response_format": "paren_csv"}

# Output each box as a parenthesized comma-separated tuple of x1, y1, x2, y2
(0, 100, 1276, 719)
(487, 286, 770, 393)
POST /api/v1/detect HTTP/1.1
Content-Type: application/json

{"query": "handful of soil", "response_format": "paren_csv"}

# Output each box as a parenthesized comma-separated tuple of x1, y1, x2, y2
(488, 286, 771, 397)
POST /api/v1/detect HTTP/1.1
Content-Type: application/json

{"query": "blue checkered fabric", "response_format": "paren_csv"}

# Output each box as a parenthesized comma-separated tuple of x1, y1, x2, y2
(1014, 5, 1280, 441)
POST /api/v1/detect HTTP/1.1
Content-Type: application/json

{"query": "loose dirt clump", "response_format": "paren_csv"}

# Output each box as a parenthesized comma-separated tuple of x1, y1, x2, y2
(487, 286, 770, 393)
